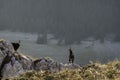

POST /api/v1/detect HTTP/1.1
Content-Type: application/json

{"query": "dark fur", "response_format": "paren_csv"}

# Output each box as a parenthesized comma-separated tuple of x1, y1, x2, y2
(69, 49, 74, 63)
(11, 43, 20, 51)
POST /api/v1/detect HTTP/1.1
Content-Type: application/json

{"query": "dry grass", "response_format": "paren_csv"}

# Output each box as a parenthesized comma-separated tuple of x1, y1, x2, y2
(10, 60, 120, 80)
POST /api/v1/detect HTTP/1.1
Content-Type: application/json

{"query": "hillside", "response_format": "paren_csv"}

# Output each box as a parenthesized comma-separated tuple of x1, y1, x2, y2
(0, 39, 120, 80)
(12, 60, 120, 80)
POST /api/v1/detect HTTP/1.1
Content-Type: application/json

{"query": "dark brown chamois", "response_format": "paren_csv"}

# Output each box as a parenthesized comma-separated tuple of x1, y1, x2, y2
(69, 48, 75, 63)
(11, 40, 20, 52)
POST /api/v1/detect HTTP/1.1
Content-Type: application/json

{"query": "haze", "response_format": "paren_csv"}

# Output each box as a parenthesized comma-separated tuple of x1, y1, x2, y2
(0, 0, 120, 65)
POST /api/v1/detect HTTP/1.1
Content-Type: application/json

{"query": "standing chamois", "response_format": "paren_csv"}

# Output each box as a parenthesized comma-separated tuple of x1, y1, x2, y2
(69, 48, 74, 63)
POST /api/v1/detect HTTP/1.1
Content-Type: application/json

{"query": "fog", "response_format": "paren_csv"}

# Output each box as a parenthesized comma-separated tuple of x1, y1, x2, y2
(1, 30, 120, 66)
(0, 0, 120, 65)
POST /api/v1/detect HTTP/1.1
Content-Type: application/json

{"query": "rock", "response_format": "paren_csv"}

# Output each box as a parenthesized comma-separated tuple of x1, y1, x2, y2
(62, 63, 81, 69)
(0, 39, 32, 78)
(33, 57, 81, 72)
(33, 57, 57, 71)
(2, 61, 23, 78)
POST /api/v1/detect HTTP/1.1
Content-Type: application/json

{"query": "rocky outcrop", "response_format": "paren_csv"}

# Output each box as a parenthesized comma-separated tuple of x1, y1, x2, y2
(0, 39, 32, 78)
(0, 39, 80, 79)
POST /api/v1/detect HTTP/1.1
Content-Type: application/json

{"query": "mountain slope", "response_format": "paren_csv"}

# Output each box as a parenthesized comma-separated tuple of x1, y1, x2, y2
(0, 39, 80, 79)
(12, 60, 120, 80)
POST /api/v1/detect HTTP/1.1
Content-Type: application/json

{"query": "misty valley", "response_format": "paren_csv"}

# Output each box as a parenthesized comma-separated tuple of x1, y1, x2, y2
(1, 30, 120, 66)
